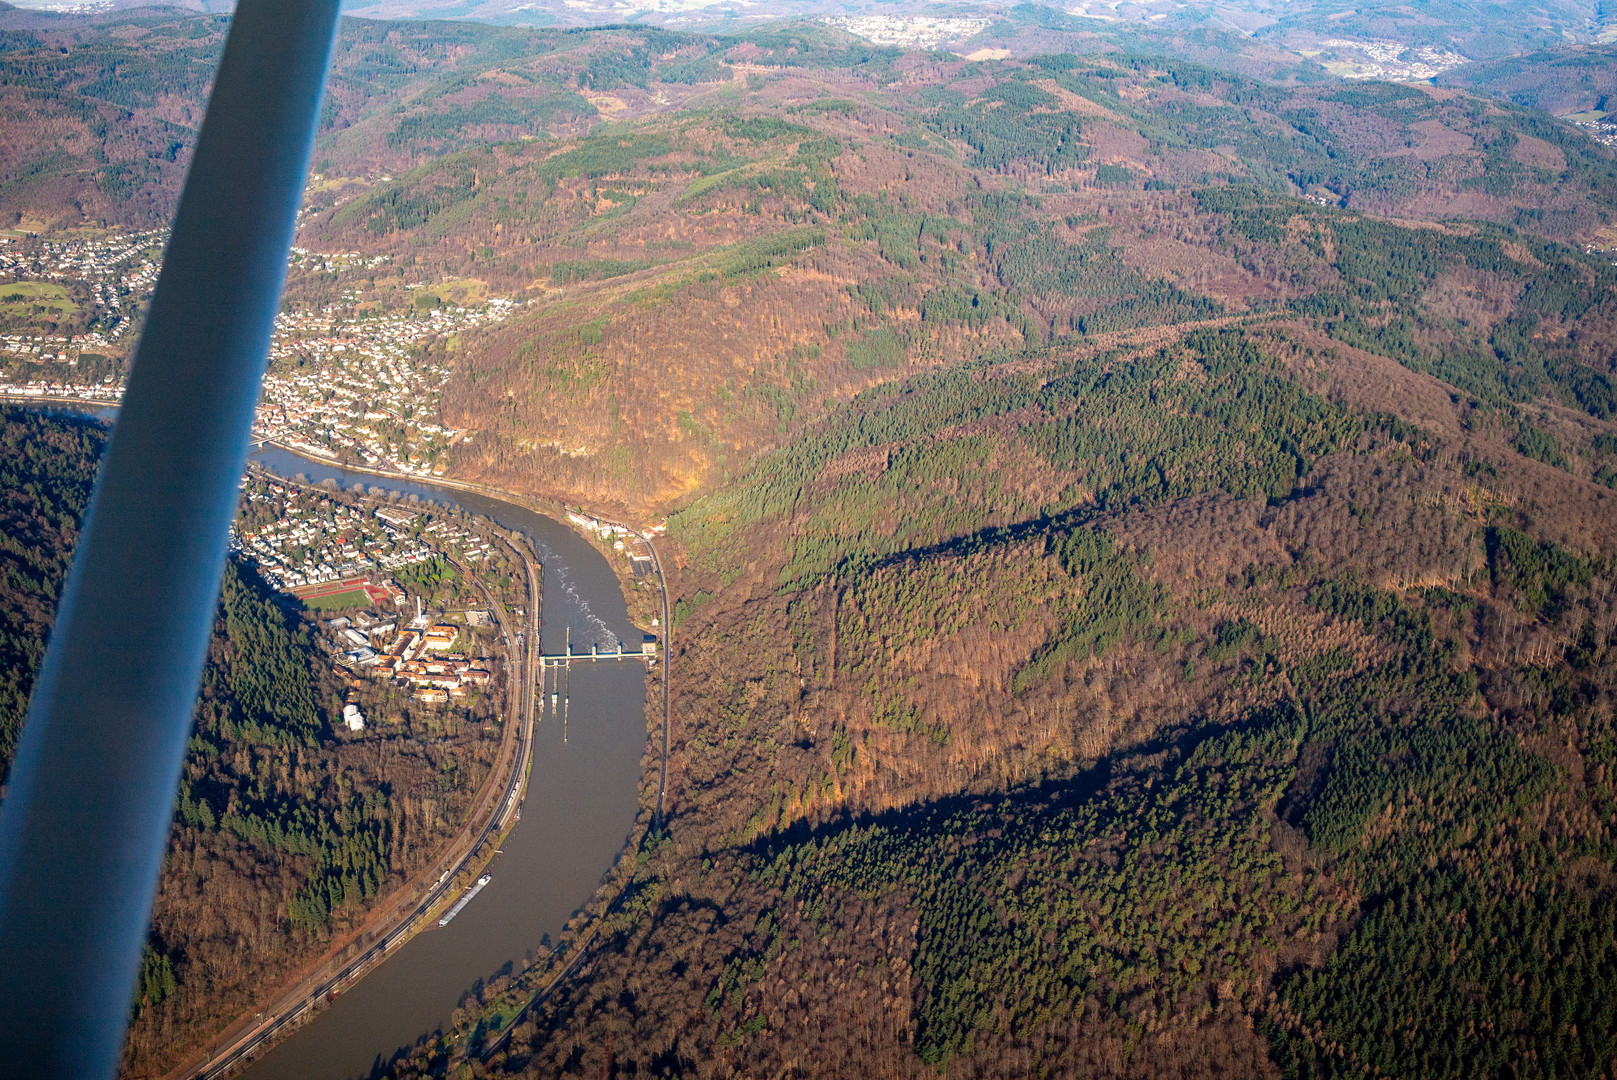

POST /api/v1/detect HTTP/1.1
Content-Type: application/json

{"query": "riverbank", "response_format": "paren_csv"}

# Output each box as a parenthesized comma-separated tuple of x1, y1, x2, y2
(168, 478, 544, 1080)
(250, 434, 674, 833)
(231, 448, 662, 1080)
(16, 395, 672, 822)
(12, 397, 673, 1080)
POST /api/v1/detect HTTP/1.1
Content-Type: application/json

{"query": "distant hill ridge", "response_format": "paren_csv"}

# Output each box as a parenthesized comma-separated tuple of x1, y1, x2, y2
(7, 12, 1617, 1077)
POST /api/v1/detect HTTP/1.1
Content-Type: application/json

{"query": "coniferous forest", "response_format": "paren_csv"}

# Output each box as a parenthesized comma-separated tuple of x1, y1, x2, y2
(7, 5, 1617, 1078)
(0, 407, 500, 1077)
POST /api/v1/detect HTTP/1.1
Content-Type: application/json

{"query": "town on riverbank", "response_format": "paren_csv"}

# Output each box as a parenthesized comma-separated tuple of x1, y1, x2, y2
(234, 471, 531, 723)
(0, 227, 522, 475)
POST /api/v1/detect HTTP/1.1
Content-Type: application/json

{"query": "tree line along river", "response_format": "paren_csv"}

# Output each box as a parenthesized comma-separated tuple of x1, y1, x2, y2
(241, 445, 649, 1080)
(22, 405, 650, 1080)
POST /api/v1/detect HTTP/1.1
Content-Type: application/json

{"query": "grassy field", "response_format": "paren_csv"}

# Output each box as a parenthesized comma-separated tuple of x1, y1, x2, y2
(0, 281, 75, 319)
(301, 588, 371, 612)
(413, 277, 488, 309)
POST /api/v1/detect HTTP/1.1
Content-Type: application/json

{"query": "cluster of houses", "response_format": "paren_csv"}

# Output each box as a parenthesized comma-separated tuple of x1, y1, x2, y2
(1315, 38, 1470, 81)
(0, 228, 519, 469)
(1, 229, 163, 285)
(2, 333, 80, 361)
(824, 14, 990, 48)
(566, 508, 663, 578)
(0, 230, 162, 379)
(233, 478, 491, 594)
(0, 325, 131, 372)
(11, 1, 114, 13)
(0, 375, 123, 401)
(413, 513, 495, 561)
(330, 613, 494, 706)
(253, 296, 520, 475)
(289, 246, 390, 274)
(1576, 117, 1617, 153)
(232, 477, 507, 710)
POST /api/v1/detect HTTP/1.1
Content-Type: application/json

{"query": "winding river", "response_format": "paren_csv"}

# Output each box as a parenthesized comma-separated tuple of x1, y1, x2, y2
(231, 448, 649, 1080)
(16, 404, 649, 1078)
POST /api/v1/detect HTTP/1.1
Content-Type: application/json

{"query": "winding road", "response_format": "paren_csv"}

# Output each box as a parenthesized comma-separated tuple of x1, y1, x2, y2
(631, 529, 672, 825)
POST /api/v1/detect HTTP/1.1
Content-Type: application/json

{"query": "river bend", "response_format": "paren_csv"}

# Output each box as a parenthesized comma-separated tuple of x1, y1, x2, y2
(238, 448, 647, 1080)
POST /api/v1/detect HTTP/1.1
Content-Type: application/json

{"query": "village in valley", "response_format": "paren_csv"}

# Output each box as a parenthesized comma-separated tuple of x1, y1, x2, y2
(0, 227, 521, 474)
(0, 223, 661, 735)
(233, 473, 521, 728)
(0, 227, 163, 401)
(823, 14, 991, 49)
(257, 293, 520, 476)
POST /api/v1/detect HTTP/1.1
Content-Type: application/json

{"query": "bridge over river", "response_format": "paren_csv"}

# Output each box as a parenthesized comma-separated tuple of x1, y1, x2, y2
(229, 446, 653, 1080)
(9, 408, 662, 1080)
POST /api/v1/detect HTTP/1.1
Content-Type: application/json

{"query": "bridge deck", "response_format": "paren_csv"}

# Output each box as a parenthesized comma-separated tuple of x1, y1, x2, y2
(538, 651, 654, 664)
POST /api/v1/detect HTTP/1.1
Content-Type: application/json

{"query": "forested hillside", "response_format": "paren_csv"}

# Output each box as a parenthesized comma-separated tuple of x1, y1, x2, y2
(0, 407, 102, 772)
(0, 9, 227, 229)
(8, 8, 1616, 240)
(401, 297, 1617, 1080)
(338, 39, 1617, 1073)
(9, 9, 1617, 1079)
(0, 407, 500, 1079)
(277, 23, 1617, 515)
(1440, 45, 1617, 117)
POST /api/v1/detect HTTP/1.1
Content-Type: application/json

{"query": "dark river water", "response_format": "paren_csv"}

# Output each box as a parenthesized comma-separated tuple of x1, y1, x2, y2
(230, 448, 649, 1080)
(18, 404, 650, 1078)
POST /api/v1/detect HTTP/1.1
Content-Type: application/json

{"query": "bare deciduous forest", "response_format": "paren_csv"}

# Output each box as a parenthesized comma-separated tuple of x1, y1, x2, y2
(0, 407, 504, 1078)
(6, 7, 1617, 1078)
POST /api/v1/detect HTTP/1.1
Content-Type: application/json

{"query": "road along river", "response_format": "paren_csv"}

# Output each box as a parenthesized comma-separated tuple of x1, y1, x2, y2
(233, 447, 649, 1080)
